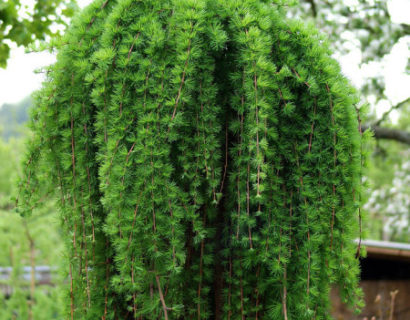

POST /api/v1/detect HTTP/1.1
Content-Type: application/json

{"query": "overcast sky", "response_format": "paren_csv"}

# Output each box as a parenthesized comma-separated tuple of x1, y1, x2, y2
(0, 0, 409, 120)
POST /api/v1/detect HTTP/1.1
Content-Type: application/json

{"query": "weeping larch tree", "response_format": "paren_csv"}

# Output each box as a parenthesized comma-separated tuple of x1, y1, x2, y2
(17, 0, 369, 319)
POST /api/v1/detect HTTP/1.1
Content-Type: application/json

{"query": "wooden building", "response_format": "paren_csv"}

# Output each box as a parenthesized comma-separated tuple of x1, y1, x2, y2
(332, 240, 410, 320)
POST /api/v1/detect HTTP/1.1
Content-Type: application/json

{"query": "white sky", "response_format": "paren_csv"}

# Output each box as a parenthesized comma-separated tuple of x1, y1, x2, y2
(0, 0, 409, 121)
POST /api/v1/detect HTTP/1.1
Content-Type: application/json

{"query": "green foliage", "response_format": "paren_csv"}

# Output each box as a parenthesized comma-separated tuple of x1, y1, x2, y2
(19, 0, 367, 319)
(0, 0, 78, 67)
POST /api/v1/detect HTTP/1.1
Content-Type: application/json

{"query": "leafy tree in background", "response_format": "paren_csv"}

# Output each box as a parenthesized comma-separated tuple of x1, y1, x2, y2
(289, 1, 410, 144)
(0, 0, 77, 67)
(296, 0, 409, 102)
(363, 104, 410, 242)
(19, 0, 367, 319)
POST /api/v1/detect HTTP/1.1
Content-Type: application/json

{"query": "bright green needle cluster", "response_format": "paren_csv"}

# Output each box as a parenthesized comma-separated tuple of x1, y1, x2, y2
(18, 0, 368, 319)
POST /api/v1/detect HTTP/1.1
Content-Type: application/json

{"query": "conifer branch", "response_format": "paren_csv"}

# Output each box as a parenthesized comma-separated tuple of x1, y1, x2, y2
(219, 125, 229, 194)
(171, 24, 193, 122)
(326, 83, 337, 250)
(292, 67, 311, 88)
(236, 110, 244, 240)
(308, 98, 317, 153)
(255, 266, 260, 319)
(247, 162, 253, 249)
(295, 142, 311, 298)
(239, 259, 245, 320)
(282, 266, 288, 320)
(156, 275, 169, 320)
(102, 243, 110, 320)
(19, 1, 365, 317)
(354, 106, 364, 259)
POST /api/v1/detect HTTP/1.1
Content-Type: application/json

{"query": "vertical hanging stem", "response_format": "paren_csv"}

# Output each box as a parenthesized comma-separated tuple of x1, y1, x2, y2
(80, 191, 91, 308)
(236, 113, 244, 239)
(219, 125, 229, 194)
(171, 22, 194, 122)
(239, 258, 245, 320)
(255, 266, 260, 320)
(246, 162, 253, 249)
(252, 62, 261, 198)
(102, 241, 110, 320)
(197, 209, 207, 319)
(295, 143, 311, 297)
(326, 84, 337, 250)
(308, 98, 317, 153)
(282, 267, 288, 320)
(82, 114, 96, 249)
(282, 189, 293, 320)
(197, 237, 205, 319)
(132, 255, 137, 317)
(354, 105, 363, 259)
(69, 262, 74, 320)
(156, 275, 169, 320)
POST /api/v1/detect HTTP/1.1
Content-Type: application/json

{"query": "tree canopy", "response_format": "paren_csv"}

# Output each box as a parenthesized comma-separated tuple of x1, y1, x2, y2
(0, 0, 77, 67)
(18, 0, 366, 319)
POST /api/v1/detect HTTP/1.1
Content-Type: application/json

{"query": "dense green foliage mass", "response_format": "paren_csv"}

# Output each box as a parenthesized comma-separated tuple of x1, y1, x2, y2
(18, 0, 368, 319)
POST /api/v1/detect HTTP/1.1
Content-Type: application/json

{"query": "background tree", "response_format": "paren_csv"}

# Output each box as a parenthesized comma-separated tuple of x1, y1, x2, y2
(296, 0, 409, 102)
(289, 0, 410, 143)
(363, 106, 410, 241)
(0, 0, 77, 67)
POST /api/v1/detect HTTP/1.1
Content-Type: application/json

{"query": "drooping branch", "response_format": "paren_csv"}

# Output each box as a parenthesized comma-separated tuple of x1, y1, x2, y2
(19, 0, 366, 318)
